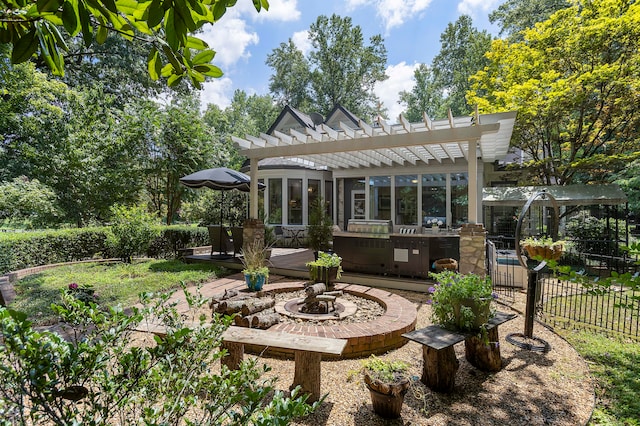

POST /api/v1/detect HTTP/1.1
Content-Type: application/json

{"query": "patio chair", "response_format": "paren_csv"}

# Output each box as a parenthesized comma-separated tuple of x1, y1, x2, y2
(230, 227, 244, 257)
(208, 225, 234, 257)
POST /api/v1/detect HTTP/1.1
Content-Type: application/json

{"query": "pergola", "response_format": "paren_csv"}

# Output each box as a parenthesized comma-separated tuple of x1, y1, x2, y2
(232, 109, 517, 224)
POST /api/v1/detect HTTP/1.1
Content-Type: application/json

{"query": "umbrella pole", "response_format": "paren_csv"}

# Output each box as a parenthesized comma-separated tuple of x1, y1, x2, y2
(219, 192, 224, 255)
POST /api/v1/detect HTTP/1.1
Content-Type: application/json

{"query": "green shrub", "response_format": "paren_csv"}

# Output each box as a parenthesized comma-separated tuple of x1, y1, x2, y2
(0, 287, 319, 425)
(0, 228, 109, 274)
(108, 205, 159, 263)
(146, 226, 209, 259)
(0, 225, 208, 275)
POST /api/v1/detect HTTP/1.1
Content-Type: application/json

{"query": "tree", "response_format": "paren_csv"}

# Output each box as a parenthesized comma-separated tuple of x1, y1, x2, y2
(431, 15, 492, 116)
(141, 95, 221, 224)
(398, 64, 445, 121)
(0, 0, 268, 88)
(58, 34, 179, 108)
(0, 176, 62, 228)
(469, 0, 640, 186)
(266, 14, 388, 119)
(266, 39, 311, 110)
(203, 90, 278, 170)
(399, 15, 491, 119)
(489, 0, 570, 41)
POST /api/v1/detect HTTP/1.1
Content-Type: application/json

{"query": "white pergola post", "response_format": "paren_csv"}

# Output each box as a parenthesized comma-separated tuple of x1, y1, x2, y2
(250, 157, 259, 220)
(468, 140, 478, 224)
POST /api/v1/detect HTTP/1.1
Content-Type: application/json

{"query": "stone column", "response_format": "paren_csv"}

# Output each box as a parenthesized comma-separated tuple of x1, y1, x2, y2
(458, 223, 486, 276)
(243, 218, 265, 250)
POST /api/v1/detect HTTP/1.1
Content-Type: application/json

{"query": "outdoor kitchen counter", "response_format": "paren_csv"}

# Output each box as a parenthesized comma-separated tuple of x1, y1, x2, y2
(332, 231, 460, 238)
(332, 232, 459, 278)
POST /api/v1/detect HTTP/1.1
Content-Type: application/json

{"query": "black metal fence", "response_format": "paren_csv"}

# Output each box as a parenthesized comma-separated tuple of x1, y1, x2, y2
(487, 236, 640, 341)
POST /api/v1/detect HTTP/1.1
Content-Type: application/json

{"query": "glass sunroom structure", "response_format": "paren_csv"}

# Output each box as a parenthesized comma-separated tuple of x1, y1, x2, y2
(235, 105, 517, 229)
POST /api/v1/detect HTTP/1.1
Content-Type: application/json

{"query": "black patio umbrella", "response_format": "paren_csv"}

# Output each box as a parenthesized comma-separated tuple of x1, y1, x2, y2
(179, 167, 255, 192)
(180, 167, 263, 256)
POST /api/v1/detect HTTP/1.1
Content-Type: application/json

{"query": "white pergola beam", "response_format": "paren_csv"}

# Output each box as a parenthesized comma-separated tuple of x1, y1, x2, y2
(240, 124, 497, 159)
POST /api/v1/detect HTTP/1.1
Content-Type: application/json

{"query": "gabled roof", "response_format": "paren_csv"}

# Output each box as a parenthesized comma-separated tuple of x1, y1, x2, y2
(324, 105, 359, 130)
(265, 105, 317, 136)
(233, 106, 517, 171)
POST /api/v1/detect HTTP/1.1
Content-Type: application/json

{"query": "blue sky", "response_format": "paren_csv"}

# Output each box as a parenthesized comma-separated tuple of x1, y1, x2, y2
(198, 0, 504, 123)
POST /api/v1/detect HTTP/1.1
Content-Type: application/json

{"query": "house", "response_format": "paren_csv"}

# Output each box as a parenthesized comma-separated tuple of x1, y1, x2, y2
(235, 104, 517, 231)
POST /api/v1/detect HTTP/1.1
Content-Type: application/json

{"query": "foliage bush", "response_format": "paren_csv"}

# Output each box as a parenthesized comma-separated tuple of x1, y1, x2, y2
(566, 211, 617, 255)
(146, 226, 209, 259)
(0, 226, 209, 275)
(0, 228, 110, 274)
(0, 287, 319, 425)
(107, 205, 159, 263)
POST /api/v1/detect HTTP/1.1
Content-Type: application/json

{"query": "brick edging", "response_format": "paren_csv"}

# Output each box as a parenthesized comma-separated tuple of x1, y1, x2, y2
(249, 282, 418, 359)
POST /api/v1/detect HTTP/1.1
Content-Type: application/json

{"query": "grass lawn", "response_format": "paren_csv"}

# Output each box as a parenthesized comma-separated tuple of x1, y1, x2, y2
(556, 329, 640, 426)
(11, 260, 228, 326)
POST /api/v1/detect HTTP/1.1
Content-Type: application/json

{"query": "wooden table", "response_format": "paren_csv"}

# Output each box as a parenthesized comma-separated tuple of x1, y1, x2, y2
(403, 312, 516, 392)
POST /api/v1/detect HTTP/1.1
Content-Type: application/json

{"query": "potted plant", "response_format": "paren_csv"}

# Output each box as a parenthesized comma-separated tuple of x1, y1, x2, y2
(306, 198, 333, 258)
(428, 270, 496, 331)
(306, 251, 342, 288)
(360, 355, 410, 419)
(241, 239, 269, 291)
(520, 236, 565, 261)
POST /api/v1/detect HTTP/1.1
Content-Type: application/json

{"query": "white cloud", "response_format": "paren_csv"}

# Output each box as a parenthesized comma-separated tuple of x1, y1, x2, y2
(291, 30, 312, 55)
(457, 0, 501, 17)
(256, 0, 301, 22)
(347, 0, 434, 33)
(374, 61, 420, 124)
(200, 77, 234, 110)
(229, 0, 300, 21)
(199, 19, 259, 69)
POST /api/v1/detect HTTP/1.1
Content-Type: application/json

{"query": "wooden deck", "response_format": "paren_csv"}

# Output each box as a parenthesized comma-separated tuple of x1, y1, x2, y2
(184, 248, 432, 292)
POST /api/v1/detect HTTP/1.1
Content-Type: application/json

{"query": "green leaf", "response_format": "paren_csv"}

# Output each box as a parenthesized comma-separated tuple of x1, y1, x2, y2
(186, 36, 208, 50)
(192, 49, 214, 65)
(147, 0, 164, 28)
(96, 24, 108, 44)
(147, 47, 161, 80)
(62, 1, 80, 35)
(165, 9, 179, 50)
(160, 62, 173, 77)
(102, 0, 117, 13)
(37, 0, 63, 12)
(161, 44, 182, 73)
(167, 73, 183, 87)
(193, 64, 223, 78)
(77, 0, 93, 47)
(11, 28, 38, 64)
(213, 2, 226, 20)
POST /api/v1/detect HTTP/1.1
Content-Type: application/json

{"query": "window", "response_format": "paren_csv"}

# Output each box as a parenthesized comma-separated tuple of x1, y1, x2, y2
(396, 175, 418, 225)
(370, 176, 391, 220)
(451, 173, 468, 226)
(422, 174, 446, 227)
(268, 178, 282, 224)
(288, 178, 303, 224)
(307, 179, 321, 223)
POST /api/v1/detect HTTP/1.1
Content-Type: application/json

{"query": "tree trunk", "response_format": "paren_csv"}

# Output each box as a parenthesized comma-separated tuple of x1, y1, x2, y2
(464, 327, 502, 372)
(291, 351, 322, 403)
(216, 297, 261, 315)
(221, 341, 244, 371)
(241, 298, 275, 316)
(422, 345, 459, 393)
(234, 315, 250, 327)
(249, 310, 280, 329)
